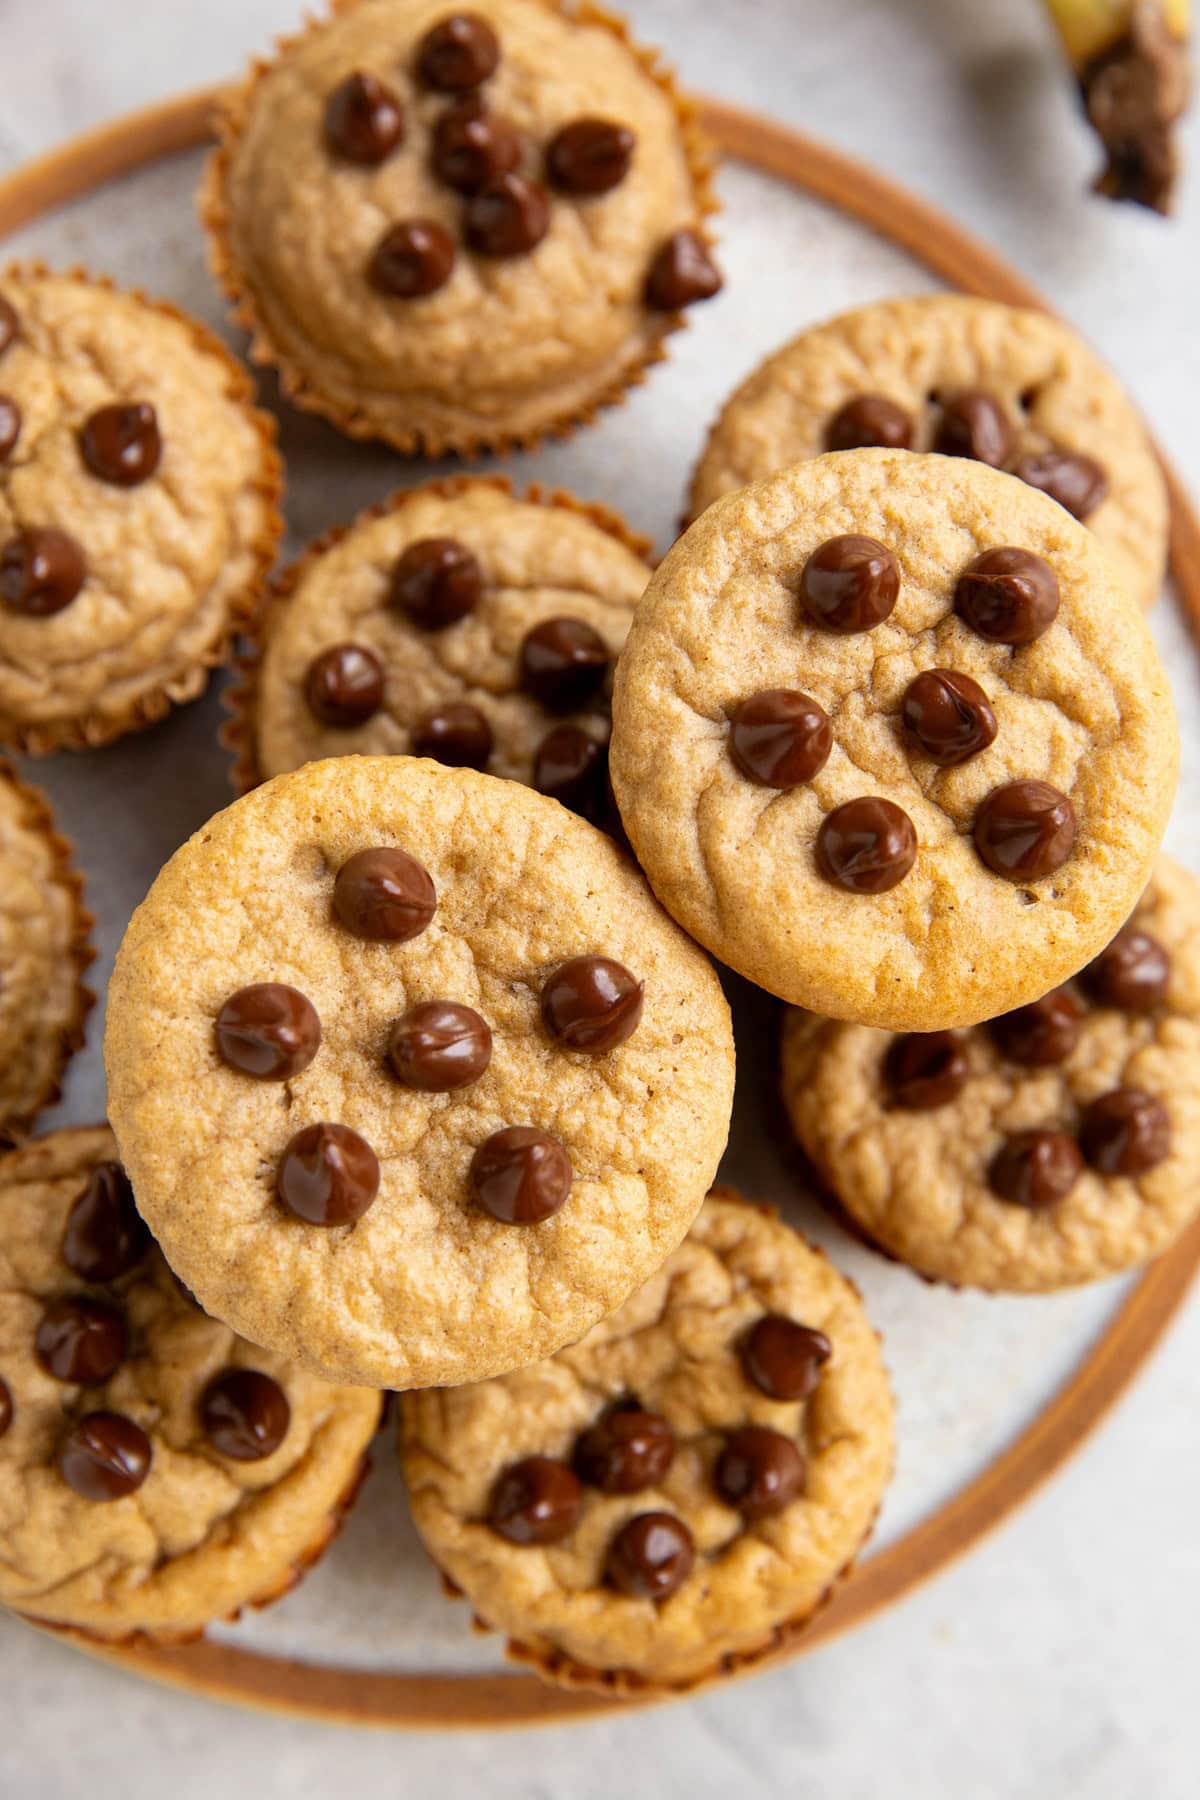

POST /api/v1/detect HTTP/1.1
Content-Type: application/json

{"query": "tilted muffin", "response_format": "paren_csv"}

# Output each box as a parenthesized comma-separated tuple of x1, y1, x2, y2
(0, 759, 93, 1141)
(0, 1127, 382, 1642)
(611, 449, 1178, 1032)
(104, 756, 735, 1389)
(226, 476, 650, 826)
(0, 266, 282, 753)
(782, 857, 1200, 1292)
(689, 295, 1168, 611)
(401, 1188, 893, 1692)
(202, 0, 720, 453)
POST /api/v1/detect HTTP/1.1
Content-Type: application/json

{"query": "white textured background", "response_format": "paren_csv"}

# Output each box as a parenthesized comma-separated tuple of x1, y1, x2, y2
(2, 3, 1199, 1797)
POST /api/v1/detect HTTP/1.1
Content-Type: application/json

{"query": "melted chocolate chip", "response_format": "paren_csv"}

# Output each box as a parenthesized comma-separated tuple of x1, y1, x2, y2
(825, 394, 914, 453)
(715, 1425, 806, 1519)
(1, 527, 86, 615)
(533, 724, 608, 820)
(954, 546, 1060, 645)
(989, 1130, 1083, 1208)
(59, 1412, 151, 1501)
(62, 1162, 149, 1284)
(547, 118, 635, 194)
(35, 1297, 127, 1385)
(644, 231, 722, 309)
(324, 71, 405, 164)
(200, 1369, 291, 1461)
(606, 1512, 695, 1600)
(1082, 925, 1171, 1012)
(540, 956, 643, 1053)
(305, 644, 384, 728)
(276, 1123, 380, 1225)
(333, 847, 437, 941)
(800, 534, 900, 634)
(488, 1456, 582, 1544)
(470, 1126, 572, 1224)
(519, 617, 609, 711)
(216, 983, 322, 1080)
(1080, 1088, 1171, 1175)
(990, 989, 1082, 1066)
(416, 13, 501, 91)
(80, 402, 161, 487)
(573, 1400, 675, 1494)
(729, 689, 832, 786)
(412, 700, 493, 769)
(368, 220, 456, 298)
(0, 396, 20, 462)
(741, 1315, 831, 1401)
(0, 1378, 10, 1438)
(933, 390, 1015, 465)
(388, 1000, 492, 1090)
(885, 1032, 968, 1108)
(817, 796, 917, 894)
(0, 295, 16, 356)
(973, 780, 1076, 881)
(431, 96, 521, 193)
(902, 668, 998, 766)
(464, 172, 551, 256)
(1011, 449, 1109, 522)
(391, 536, 482, 628)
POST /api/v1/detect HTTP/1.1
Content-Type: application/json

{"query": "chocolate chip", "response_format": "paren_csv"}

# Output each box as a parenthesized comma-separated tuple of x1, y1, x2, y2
(388, 1000, 492, 1090)
(79, 402, 161, 487)
(470, 1126, 572, 1224)
(933, 390, 1015, 465)
(411, 700, 493, 770)
(0, 1378, 12, 1438)
(59, 1412, 151, 1501)
(0, 527, 87, 615)
(35, 1297, 127, 1385)
(0, 295, 16, 356)
(216, 983, 322, 1080)
(464, 172, 551, 256)
(606, 1512, 695, 1600)
(333, 847, 436, 942)
(62, 1162, 149, 1284)
(573, 1400, 675, 1494)
(200, 1369, 291, 1461)
(1082, 925, 1171, 1012)
(533, 724, 608, 819)
(902, 668, 998, 766)
(973, 780, 1076, 881)
(884, 1032, 968, 1108)
(416, 12, 501, 91)
(324, 71, 405, 164)
(954, 546, 1060, 645)
(368, 220, 456, 297)
(800, 534, 900, 634)
(644, 230, 722, 309)
(817, 796, 917, 894)
(431, 96, 521, 193)
(715, 1425, 806, 1519)
(546, 118, 635, 194)
(989, 1130, 1083, 1208)
(276, 1123, 380, 1226)
(540, 956, 643, 1053)
(488, 1455, 582, 1545)
(0, 396, 20, 462)
(990, 989, 1082, 1066)
(825, 394, 914, 453)
(391, 537, 482, 628)
(729, 689, 832, 786)
(741, 1315, 830, 1401)
(1080, 1088, 1171, 1176)
(519, 617, 609, 711)
(305, 644, 384, 728)
(1011, 449, 1108, 522)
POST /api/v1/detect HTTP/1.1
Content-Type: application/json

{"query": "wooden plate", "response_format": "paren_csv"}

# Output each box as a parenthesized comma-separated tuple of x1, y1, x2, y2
(3, 88, 1198, 1730)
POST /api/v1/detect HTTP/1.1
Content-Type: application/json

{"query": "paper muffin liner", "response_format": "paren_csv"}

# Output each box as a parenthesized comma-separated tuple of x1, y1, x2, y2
(220, 471, 654, 793)
(199, 0, 720, 458)
(0, 261, 284, 756)
(0, 760, 95, 1144)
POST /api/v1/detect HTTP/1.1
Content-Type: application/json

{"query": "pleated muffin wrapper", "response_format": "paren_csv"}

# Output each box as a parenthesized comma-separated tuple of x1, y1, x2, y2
(199, 0, 720, 458)
(0, 262, 284, 755)
(220, 471, 653, 793)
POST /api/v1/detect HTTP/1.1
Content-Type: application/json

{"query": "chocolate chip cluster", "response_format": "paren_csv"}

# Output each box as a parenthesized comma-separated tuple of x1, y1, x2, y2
(727, 533, 1078, 895)
(215, 848, 644, 1229)
(3, 1160, 292, 1503)
(483, 1314, 831, 1601)
(319, 11, 720, 308)
(885, 920, 1173, 1206)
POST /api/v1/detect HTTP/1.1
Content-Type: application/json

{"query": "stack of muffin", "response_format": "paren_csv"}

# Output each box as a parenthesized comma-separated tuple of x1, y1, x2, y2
(0, 0, 1191, 1698)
